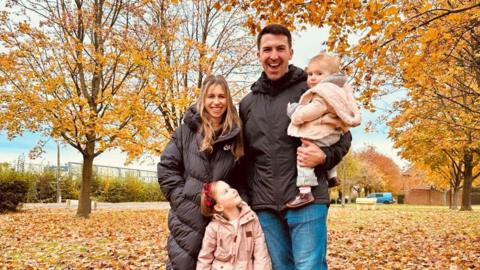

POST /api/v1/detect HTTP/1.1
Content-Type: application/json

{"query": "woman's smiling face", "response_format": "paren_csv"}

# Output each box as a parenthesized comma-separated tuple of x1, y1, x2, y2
(204, 84, 227, 123)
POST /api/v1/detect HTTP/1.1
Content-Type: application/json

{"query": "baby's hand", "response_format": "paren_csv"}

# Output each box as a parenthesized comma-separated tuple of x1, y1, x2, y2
(287, 102, 299, 118)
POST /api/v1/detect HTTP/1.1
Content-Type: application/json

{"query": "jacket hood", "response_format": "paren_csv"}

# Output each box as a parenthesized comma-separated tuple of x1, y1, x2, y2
(184, 105, 202, 131)
(184, 105, 241, 144)
(212, 201, 256, 225)
(251, 65, 307, 96)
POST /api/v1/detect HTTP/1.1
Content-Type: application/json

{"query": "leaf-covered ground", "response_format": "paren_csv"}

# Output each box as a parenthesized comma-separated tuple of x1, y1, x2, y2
(327, 205, 480, 269)
(1, 205, 479, 269)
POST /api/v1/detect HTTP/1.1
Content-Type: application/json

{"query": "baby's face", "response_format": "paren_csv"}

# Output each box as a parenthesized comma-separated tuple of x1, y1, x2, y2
(306, 60, 332, 88)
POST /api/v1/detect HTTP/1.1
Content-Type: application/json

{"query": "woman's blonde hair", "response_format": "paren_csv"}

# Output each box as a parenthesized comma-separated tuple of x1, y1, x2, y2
(196, 75, 244, 160)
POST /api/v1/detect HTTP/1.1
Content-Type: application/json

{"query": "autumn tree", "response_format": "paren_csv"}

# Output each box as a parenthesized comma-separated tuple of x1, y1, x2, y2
(354, 159, 385, 196)
(143, 0, 258, 142)
(228, 1, 479, 107)
(389, 97, 480, 210)
(401, 165, 430, 193)
(231, 0, 479, 209)
(334, 151, 362, 202)
(333, 149, 398, 200)
(356, 146, 402, 194)
(0, 0, 258, 217)
(421, 157, 463, 210)
(0, 0, 180, 217)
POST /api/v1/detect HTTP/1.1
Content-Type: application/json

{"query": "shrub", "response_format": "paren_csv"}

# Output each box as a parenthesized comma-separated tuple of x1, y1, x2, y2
(34, 172, 57, 203)
(60, 176, 80, 200)
(0, 166, 164, 203)
(141, 181, 166, 201)
(95, 176, 165, 202)
(0, 168, 35, 203)
(96, 177, 128, 203)
(0, 179, 29, 212)
(397, 194, 405, 204)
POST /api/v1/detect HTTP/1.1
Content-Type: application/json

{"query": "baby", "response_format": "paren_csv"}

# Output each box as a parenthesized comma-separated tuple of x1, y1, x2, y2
(286, 53, 361, 209)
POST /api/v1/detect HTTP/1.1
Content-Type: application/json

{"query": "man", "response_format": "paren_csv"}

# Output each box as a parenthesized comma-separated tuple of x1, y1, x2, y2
(238, 24, 352, 269)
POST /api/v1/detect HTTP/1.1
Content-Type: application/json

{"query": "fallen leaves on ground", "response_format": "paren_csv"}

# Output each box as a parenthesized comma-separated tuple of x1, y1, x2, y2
(327, 205, 480, 270)
(0, 209, 168, 269)
(0, 205, 479, 269)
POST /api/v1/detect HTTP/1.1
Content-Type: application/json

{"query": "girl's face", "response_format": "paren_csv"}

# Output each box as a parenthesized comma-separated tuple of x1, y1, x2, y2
(204, 84, 228, 123)
(306, 60, 332, 88)
(213, 181, 242, 212)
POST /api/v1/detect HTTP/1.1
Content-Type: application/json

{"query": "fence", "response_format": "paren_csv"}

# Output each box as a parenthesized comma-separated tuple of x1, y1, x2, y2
(8, 161, 157, 182)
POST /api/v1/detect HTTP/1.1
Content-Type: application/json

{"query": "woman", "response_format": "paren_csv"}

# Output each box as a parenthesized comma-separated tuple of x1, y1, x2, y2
(157, 75, 244, 270)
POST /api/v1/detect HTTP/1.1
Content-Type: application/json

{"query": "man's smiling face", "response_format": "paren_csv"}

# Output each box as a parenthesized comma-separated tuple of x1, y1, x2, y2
(257, 34, 293, 81)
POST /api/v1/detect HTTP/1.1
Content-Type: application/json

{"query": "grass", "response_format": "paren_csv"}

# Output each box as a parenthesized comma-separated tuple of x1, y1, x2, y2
(0, 205, 479, 269)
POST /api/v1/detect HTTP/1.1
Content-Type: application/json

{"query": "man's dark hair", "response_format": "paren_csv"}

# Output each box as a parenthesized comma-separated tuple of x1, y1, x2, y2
(256, 24, 292, 50)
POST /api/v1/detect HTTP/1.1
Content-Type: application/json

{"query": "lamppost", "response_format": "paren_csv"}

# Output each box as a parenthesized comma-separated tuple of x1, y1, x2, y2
(341, 160, 346, 207)
(56, 141, 62, 203)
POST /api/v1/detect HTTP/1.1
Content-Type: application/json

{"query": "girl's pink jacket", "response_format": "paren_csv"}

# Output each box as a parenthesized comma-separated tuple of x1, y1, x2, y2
(196, 202, 272, 270)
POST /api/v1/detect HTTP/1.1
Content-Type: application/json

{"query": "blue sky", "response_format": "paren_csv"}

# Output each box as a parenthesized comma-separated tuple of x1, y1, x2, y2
(0, 27, 408, 172)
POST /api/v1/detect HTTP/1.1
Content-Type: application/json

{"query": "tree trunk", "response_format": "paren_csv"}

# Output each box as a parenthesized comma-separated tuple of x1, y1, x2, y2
(449, 187, 453, 209)
(77, 141, 95, 218)
(451, 188, 458, 210)
(460, 150, 473, 211)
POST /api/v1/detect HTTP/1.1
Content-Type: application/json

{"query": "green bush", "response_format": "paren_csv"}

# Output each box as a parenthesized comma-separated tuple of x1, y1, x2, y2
(0, 165, 164, 203)
(95, 176, 165, 202)
(60, 176, 80, 200)
(0, 179, 29, 212)
(34, 172, 58, 202)
(397, 194, 405, 204)
(0, 168, 35, 203)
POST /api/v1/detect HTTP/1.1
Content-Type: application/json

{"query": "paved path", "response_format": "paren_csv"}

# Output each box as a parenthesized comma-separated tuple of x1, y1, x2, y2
(22, 201, 171, 210)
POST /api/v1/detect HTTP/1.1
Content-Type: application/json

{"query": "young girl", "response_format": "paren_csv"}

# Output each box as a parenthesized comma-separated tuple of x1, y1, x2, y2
(286, 53, 361, 208)
(197, 180, 271, 270)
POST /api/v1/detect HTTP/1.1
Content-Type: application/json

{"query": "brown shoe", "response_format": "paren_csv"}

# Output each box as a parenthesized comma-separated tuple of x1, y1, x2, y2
(328, 177, 340, 188)
(286, 192, 315, 209)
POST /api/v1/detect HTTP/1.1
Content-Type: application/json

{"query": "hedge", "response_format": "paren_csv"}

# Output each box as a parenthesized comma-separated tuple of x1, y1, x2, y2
(0, 179, 28, 212)
(0, 166, 165, 208)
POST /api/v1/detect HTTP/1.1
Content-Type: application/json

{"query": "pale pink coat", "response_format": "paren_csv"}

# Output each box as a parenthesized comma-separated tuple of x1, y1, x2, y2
(287, 81, 361, 144)
(196, 202, 272, 270)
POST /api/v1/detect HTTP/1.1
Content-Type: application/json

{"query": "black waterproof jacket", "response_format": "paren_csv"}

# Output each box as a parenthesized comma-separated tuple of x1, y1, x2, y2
(238, 65, 352, 211)
(157, 106, 240, 270)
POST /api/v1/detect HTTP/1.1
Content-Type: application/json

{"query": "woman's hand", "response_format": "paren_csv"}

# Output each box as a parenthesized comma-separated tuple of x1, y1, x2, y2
(297, 139, 326, 168)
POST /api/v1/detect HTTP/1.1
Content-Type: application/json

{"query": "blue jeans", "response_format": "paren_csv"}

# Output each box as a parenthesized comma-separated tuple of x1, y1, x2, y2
(257, 204, 328, 270)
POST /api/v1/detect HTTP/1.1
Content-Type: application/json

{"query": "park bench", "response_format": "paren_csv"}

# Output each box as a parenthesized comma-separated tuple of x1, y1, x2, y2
(355, 197, 377, 210)
(66, 199, 97, 210)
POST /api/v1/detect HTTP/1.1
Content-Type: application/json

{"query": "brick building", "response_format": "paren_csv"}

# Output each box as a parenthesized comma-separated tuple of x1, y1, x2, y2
(405, 186, 480, 206)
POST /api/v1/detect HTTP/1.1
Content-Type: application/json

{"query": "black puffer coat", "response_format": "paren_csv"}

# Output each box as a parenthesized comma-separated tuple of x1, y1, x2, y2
(239, 65, 352, 211)
(157, 106, 240, 270)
